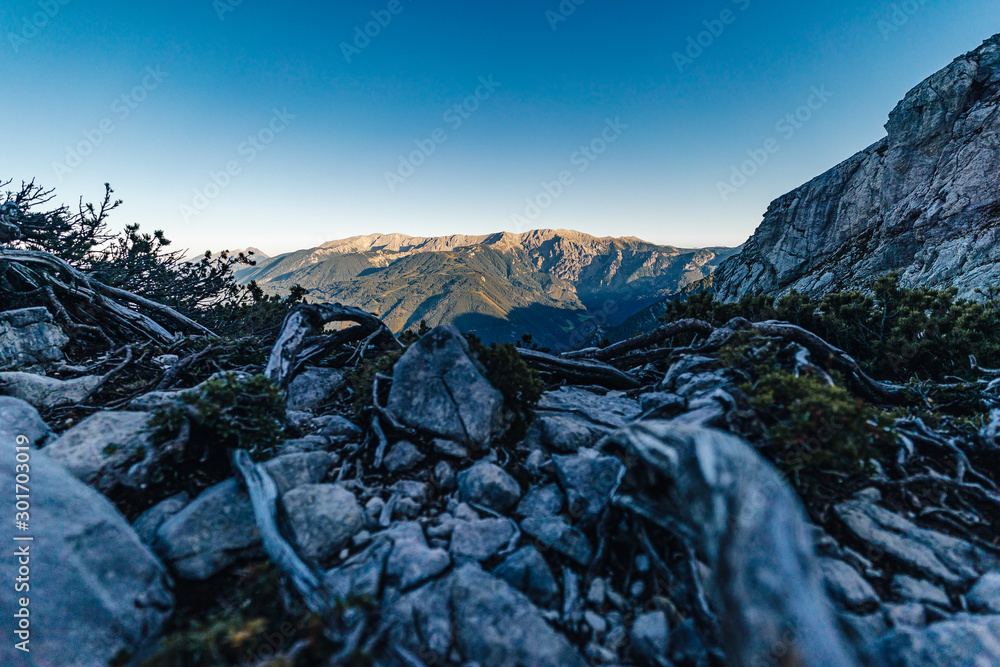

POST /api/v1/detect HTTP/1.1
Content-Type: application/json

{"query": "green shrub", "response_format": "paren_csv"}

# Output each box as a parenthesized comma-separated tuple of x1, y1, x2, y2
(343, 351, 402, 417)
(464, 336, 545, 416)
(150, 373, 286, 460)
(662, 273, 1000, 383)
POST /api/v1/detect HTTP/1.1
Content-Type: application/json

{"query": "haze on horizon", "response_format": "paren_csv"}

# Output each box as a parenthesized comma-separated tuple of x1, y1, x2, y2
(1, 0, 997, 256)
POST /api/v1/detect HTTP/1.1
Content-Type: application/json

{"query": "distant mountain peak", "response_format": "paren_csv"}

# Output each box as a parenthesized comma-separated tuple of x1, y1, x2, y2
(239, 229, 737, 349)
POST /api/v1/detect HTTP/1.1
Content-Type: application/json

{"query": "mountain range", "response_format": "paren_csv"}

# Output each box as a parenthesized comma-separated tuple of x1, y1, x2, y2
(236, 230, 735, 349)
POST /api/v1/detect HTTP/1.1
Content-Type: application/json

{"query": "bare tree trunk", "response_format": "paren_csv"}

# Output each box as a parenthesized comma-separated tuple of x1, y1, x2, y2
(265, 303, 402, 390)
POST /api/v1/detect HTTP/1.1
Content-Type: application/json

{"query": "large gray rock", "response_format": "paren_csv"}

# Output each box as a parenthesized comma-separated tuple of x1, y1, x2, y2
(387, 325, 504, 448)
(0, 307, 68, 370)
(0, 395, 53, 447)
(493, 545, 560, 607)
(819, 558, 880, 613)
(286, 366, 344, 411)
(967, 572, 1000, 613)
(835, 496, 998, 586)
(715, 35, 1000, 300)
(0, 406, 172, 667)
(44, 410, 156, 493)
(630, 611, 670, 662)
(457, 461, 521, 512)
(891, 574, 950, 607)
(284, 484, 364, 563)
(153, 452, 335, 579)
(875, 616, 1000, 666)
(450, 517, 516, 562)
(384, 562, 586, 666)
(551, 449, 624, 527)
(325, 535, 393, 600)
(383, 521, 451, 590)
(0, 371, 102, 410)
(520, 514, 593, 566)
(448, 563, 587, 666)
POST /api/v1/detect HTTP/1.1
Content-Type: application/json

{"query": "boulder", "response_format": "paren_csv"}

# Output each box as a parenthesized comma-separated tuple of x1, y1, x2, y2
(0, 395, 53, 447)
(630, 611, 670, 662)
(494, 546, 560, 607)
(383, 440, 426, 473)
(551, 449, 624, 527)
(0, 307, 68, 370)
(449, 517, 515, 561)
(383, 522, 451, 590)
(387, 325, 504, 448)
(891, 574, 950, 607)
(520, 515, 593, 566)
(43, 410, 156, 493)
(284, 484, 364, 563)
(405, 563, 587, 666)
(0, 404, 172, 667)
(457, 461, 521, 512)
(286, 366, 344, 411)
(819, 558, 880, 613)
(0, 371, 101, 410)
(967, 573, 1000, 613)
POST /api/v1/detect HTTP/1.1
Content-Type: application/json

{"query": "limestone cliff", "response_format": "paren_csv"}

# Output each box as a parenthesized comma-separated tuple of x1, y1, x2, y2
(715, 34, 1000, 300)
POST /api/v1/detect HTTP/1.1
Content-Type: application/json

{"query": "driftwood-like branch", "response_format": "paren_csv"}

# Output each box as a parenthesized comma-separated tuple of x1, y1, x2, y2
(232, 450, 334, 614)
(517, 348, 641, 390)
(0, 247, 214, 342)
(971, 355, 1000, 378)
(749, 321, 907, 404)
(265, 303, 403, 390)
(606, 422, 855, 667)
(564, 319, 714, 362)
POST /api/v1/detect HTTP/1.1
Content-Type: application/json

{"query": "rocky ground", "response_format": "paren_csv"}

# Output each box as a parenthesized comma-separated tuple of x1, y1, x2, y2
(2, 303, 1000, 667)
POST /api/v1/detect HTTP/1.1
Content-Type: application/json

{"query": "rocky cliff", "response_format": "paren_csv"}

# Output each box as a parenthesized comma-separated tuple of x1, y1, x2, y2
(714, 34, 1000, 301)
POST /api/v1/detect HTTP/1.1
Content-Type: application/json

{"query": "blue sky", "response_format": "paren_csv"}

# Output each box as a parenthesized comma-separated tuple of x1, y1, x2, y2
(1, 1, 997, 255)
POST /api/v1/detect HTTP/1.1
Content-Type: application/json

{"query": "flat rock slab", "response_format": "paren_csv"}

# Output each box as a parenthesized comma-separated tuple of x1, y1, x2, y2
(835, 497, 999, 586)
(537, 386, 641, 428)
(0, 372, 102, 410)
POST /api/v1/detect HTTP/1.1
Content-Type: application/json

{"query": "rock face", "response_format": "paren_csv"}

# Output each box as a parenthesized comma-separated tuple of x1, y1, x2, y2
(715, 34, 1000, 300)
(0, 398, 173, 667)
(0, 307, 68, 370)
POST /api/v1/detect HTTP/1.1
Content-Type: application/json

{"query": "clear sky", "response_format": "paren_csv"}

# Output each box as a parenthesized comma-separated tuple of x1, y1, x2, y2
(1, 1, 997, 256)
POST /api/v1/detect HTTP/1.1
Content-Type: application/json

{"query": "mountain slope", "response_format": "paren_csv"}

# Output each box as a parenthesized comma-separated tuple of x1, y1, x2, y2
(714, 34, 1000, 301)
(238, 230, 735, 349)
